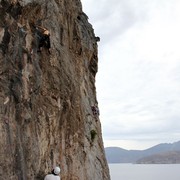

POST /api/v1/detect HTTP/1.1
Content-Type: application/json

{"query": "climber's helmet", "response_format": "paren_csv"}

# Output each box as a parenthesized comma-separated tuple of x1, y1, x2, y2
(44, 30, 50, 36)
(54, 166, 60, 175)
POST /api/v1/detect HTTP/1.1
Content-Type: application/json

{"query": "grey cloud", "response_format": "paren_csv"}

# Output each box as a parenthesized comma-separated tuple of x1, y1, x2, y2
(82, 0, 180, 149)
(83, 0, 149, 44)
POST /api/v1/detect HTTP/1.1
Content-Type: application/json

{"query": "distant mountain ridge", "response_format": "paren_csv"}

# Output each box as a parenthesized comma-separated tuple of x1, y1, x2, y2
(136, 151, 180, 164)
(105, 141, 180, 163)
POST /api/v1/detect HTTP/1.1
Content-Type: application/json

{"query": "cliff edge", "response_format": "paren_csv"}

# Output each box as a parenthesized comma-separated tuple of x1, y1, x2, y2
(0, 0, 110, 179)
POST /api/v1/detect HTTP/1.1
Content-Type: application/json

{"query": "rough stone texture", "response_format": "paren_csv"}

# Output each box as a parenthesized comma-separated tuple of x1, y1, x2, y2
(0, 0, 110, 179)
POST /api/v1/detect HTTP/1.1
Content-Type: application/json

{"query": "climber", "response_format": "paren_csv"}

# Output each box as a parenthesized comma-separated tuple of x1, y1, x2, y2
(95, 104, 100, 116)
(35, 26, 51, 53)
(91, 105, 96, 115)
(44, 166, 61, 180)
(91, 104, 99, 116)
(95, 36, 100, 42)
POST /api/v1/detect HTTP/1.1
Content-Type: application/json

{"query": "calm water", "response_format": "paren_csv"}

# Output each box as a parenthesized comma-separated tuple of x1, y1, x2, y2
(109, 163, 180, 180)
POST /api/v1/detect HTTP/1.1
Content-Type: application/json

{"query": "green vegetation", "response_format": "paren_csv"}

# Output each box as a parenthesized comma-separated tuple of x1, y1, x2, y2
(90, 130, 97, 141)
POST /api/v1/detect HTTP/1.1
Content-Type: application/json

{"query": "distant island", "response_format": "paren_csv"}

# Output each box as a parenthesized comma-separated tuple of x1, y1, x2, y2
(136, 151, 180, 164)
(105, 141, 180, 164)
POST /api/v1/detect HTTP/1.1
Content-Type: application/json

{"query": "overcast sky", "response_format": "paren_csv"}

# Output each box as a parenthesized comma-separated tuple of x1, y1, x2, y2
(81, 0, 180, 150)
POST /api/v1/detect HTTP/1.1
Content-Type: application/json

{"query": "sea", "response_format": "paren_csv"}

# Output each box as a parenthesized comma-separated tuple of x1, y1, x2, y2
(109, 163, 180, 180)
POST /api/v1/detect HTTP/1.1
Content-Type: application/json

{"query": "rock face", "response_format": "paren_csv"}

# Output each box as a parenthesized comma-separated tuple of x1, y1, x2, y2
(0, 0, 110, 179)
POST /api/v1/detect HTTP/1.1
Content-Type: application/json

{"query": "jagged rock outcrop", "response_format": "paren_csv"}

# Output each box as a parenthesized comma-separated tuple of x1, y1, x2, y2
(0, 0, 110, 179)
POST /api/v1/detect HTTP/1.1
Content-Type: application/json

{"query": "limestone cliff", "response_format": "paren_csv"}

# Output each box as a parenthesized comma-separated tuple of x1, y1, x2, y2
(0, 0, 110, 179)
